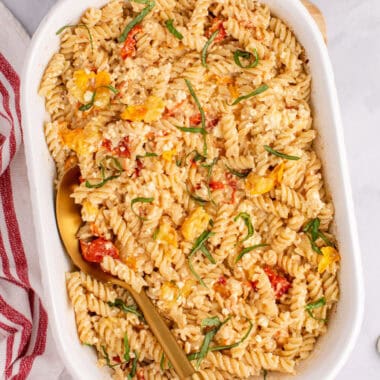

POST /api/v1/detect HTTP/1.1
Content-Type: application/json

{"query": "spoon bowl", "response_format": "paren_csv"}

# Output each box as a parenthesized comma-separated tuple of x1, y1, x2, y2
(56, 165, 194, 379)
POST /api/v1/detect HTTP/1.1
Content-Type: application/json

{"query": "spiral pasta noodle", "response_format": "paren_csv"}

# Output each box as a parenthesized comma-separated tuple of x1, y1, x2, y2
(40, 0, 340, 378)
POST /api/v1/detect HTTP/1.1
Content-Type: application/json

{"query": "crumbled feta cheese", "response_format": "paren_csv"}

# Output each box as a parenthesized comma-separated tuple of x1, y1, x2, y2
(84, 90, 93, 103)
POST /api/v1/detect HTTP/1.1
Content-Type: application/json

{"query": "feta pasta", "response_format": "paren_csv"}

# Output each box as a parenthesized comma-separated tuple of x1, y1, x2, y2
(40, 0, 340, 378)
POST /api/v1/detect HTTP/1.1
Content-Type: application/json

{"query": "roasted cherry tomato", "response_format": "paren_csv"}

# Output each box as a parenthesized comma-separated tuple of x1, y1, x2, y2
(264, 266, 291, 299)
(209, 181, 225, 190)
(121, 25, 143, 60)
(206, 18, 227, 43)
(80, 238, 119, 263)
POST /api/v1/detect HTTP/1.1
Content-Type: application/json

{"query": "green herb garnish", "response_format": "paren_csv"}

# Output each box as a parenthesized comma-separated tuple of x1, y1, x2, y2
(201, 29, 219, 68)
(188, 230, 215, 286)
(185, 79, 208, 155)
(201, 316, 222, 327)
(305, 297, 327, 322)
(56, 24, 94, 53)
(303, 218, 334, 254)
(209, 320, 253, 351)
(202, 157, 219, 204)
(186, 184, 209, 205)
(225, 164, 251, 178)
(263, 369, 268, 380)
(233, 49, 259, 69)
(118, 0, 155, 43)
(176, 126, 207, 135)
(127, 351, 139, 380)
(153, 228, 160, 240)
(190, 230, 215, 256)
(85, 156, 123, 188)
(123, 333, 130, 362)
(131, 197, 154, 220)
(136, 152, 158, 160)
(264, 145, 300, 161)
(235, 244, 269, 263)
(107, 299, 143, 319)
(230, 84, 269, 106)
(101, 346, 120, 368)
(234, 212, 254, 243)
(165, 19, 184, 40)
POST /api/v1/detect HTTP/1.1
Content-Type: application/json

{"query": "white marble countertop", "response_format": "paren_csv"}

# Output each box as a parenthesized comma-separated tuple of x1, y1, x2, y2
(3, 0, 380, 378)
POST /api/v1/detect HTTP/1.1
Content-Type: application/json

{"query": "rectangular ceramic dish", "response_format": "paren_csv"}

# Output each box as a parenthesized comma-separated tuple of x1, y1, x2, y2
(21, 1, 364, 379)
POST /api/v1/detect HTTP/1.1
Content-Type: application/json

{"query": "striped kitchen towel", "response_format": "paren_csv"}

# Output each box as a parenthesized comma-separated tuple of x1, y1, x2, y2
(0, 2, 68, 379)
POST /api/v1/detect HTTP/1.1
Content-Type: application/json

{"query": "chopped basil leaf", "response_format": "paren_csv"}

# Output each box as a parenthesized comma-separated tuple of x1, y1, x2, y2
(210, 320, 253, 351)
(136, 152, 158, 159)
(107, 299, 143, 319)
(311, 218, 321, 242)
(176, 126, 207, 135)
(234, 212, 254, 243)
(131, 197, 154, 221)
(101, 346, 120, 368)
(160, 353, 165, 370)
(104, 85, 119, 94)
(127, 351, 139, 380)
(123, 333, 130, 362)
(185, 79, 208, 155)
(318, 231, 334, 247)
(153, 227, 160, 240)
(303, 218, 334, 254)
(305, 297, 327, 322)
(190, 230, 215, 256)
(235, 244, 269, 263)
(165, 19, 184, 40)
(85, 156, 123, 188)
(202, 157, 219, 204)
(264, 145, 300, 161)
(85, 174, 119, 189)
(201, 29, 219, 68)
(200, 244, 216, 264)
(193, 316, 231, 368)
(230, 84, 269, 106)
(186, 184, 209, 205)
(188, 253, 206, 287)
(56, 24, 94, 53)
(201, 316, 222, 327)
(118, 0, 155, 43)
(234, 49, 259, 68)
(225, 164, 251, 178)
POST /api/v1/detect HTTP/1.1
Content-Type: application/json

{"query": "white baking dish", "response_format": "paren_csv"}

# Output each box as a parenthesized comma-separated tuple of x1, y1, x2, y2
(21, 0, 364, 379)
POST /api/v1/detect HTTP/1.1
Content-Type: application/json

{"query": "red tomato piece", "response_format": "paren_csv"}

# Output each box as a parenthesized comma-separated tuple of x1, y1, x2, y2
(112, 356, 121, 363)
(114, 137, 131, 158)
(134, 158, 144, 177)
(209, 181, 225, 190)
(190, 113, 202, 126)
(225, 173, 238, 204)
(136, 370, 145, 380)
(264, 266, 291, 299)
(102, 139, 113, 151)
(217, 275, 227, 285)
(207, 117, 219, 129)
(80, 238, 119, 263)
(206, 18, 227, 43)
(121, 25, 143, 60)
(249, 280, 258, 291)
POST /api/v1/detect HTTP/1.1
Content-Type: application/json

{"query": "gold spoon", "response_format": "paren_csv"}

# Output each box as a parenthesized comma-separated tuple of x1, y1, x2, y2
(56, 165, 195, 379)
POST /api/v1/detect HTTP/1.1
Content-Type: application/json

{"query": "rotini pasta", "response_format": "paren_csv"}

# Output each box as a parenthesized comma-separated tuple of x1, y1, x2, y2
(40, 0, 340, 378)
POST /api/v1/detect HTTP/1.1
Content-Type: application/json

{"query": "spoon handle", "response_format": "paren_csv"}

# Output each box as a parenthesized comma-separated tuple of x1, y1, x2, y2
(116, 280, 195, 379)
